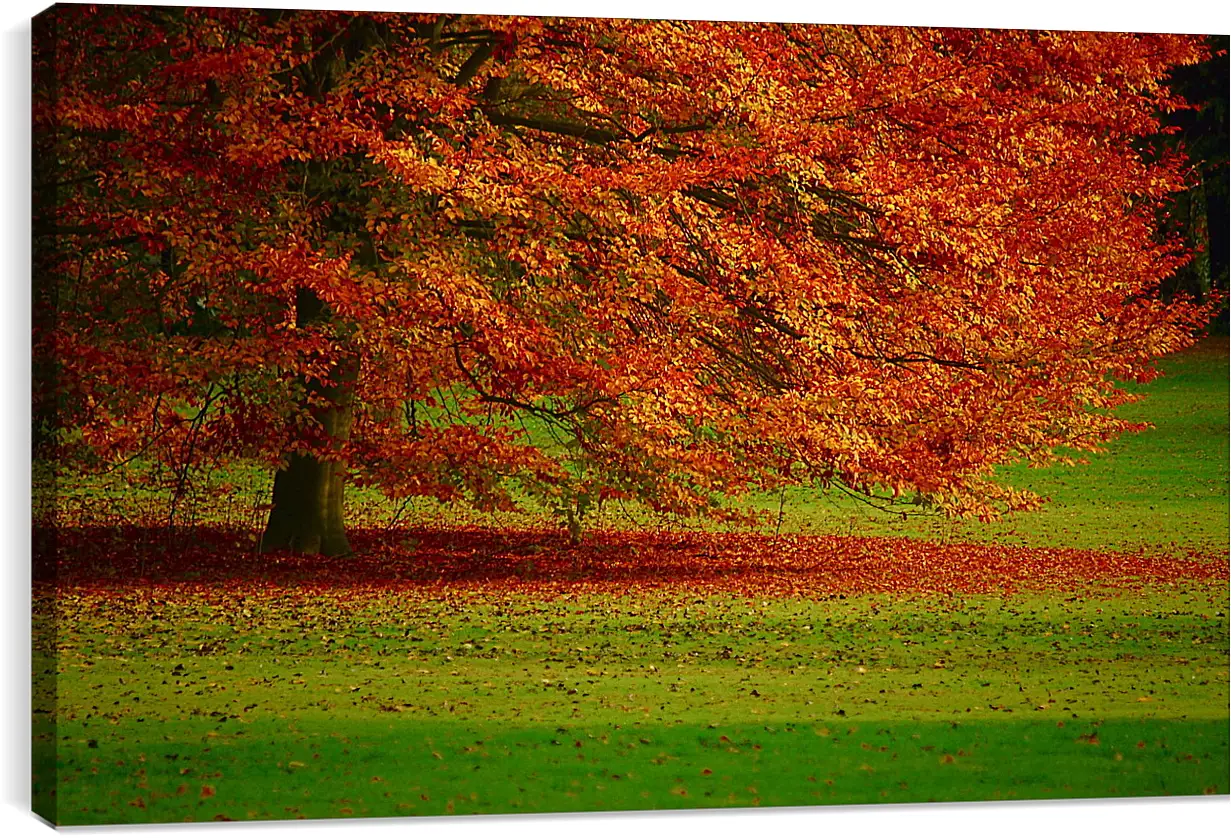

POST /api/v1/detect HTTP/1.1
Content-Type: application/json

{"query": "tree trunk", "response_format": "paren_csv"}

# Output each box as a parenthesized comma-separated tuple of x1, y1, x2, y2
(260, 450, 352, 556)
(260, 288, 357, 557)
(1206, 166, 1228, 300)
(258, 16, 393, 556)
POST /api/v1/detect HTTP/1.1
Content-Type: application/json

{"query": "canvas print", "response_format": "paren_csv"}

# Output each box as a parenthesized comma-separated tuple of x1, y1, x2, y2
(31, 2, 1229, 826)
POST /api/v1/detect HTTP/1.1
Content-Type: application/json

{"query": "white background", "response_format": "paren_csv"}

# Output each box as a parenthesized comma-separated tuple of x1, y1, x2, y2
(4, 2, 1228, 836)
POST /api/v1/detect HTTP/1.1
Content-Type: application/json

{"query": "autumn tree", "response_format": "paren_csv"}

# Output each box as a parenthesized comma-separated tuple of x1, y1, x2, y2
(34, 6, 1212, 555)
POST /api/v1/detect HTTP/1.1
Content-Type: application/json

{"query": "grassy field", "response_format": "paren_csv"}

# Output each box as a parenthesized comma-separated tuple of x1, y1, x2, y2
(34, 339, 1229, 824)
(35, 585, 1229, 823)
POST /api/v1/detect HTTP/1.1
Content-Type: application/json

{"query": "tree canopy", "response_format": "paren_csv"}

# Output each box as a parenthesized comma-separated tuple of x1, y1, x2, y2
(34, 7, 1213, 553)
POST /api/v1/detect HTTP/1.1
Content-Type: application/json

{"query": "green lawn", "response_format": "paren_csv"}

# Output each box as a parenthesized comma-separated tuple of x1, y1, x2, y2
(36, 583, 1228, 824)
(43, 716, 1230, 822)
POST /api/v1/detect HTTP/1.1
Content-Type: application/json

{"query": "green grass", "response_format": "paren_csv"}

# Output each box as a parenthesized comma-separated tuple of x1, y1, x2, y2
(37, 586, 1229, 823)
(44, 717, 1229, 823)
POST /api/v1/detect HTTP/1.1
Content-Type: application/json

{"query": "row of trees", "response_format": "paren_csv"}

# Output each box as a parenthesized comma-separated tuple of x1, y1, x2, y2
(34, 7, 1214, 554)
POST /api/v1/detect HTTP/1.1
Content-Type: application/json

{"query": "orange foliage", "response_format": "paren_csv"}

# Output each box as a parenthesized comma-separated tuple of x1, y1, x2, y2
(34, 8, 1212, 526)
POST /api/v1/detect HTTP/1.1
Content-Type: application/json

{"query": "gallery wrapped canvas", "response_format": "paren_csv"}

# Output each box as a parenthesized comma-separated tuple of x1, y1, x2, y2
(31, 0, 1228, 828)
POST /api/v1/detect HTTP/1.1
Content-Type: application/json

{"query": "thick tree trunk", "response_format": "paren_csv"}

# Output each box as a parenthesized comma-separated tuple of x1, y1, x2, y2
(260, 289, 357, 557)
(260, 450, 352, 556)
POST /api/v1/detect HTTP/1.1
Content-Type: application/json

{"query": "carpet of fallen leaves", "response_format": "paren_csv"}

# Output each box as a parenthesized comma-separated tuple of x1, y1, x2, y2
(34, 525, 1228, 598)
